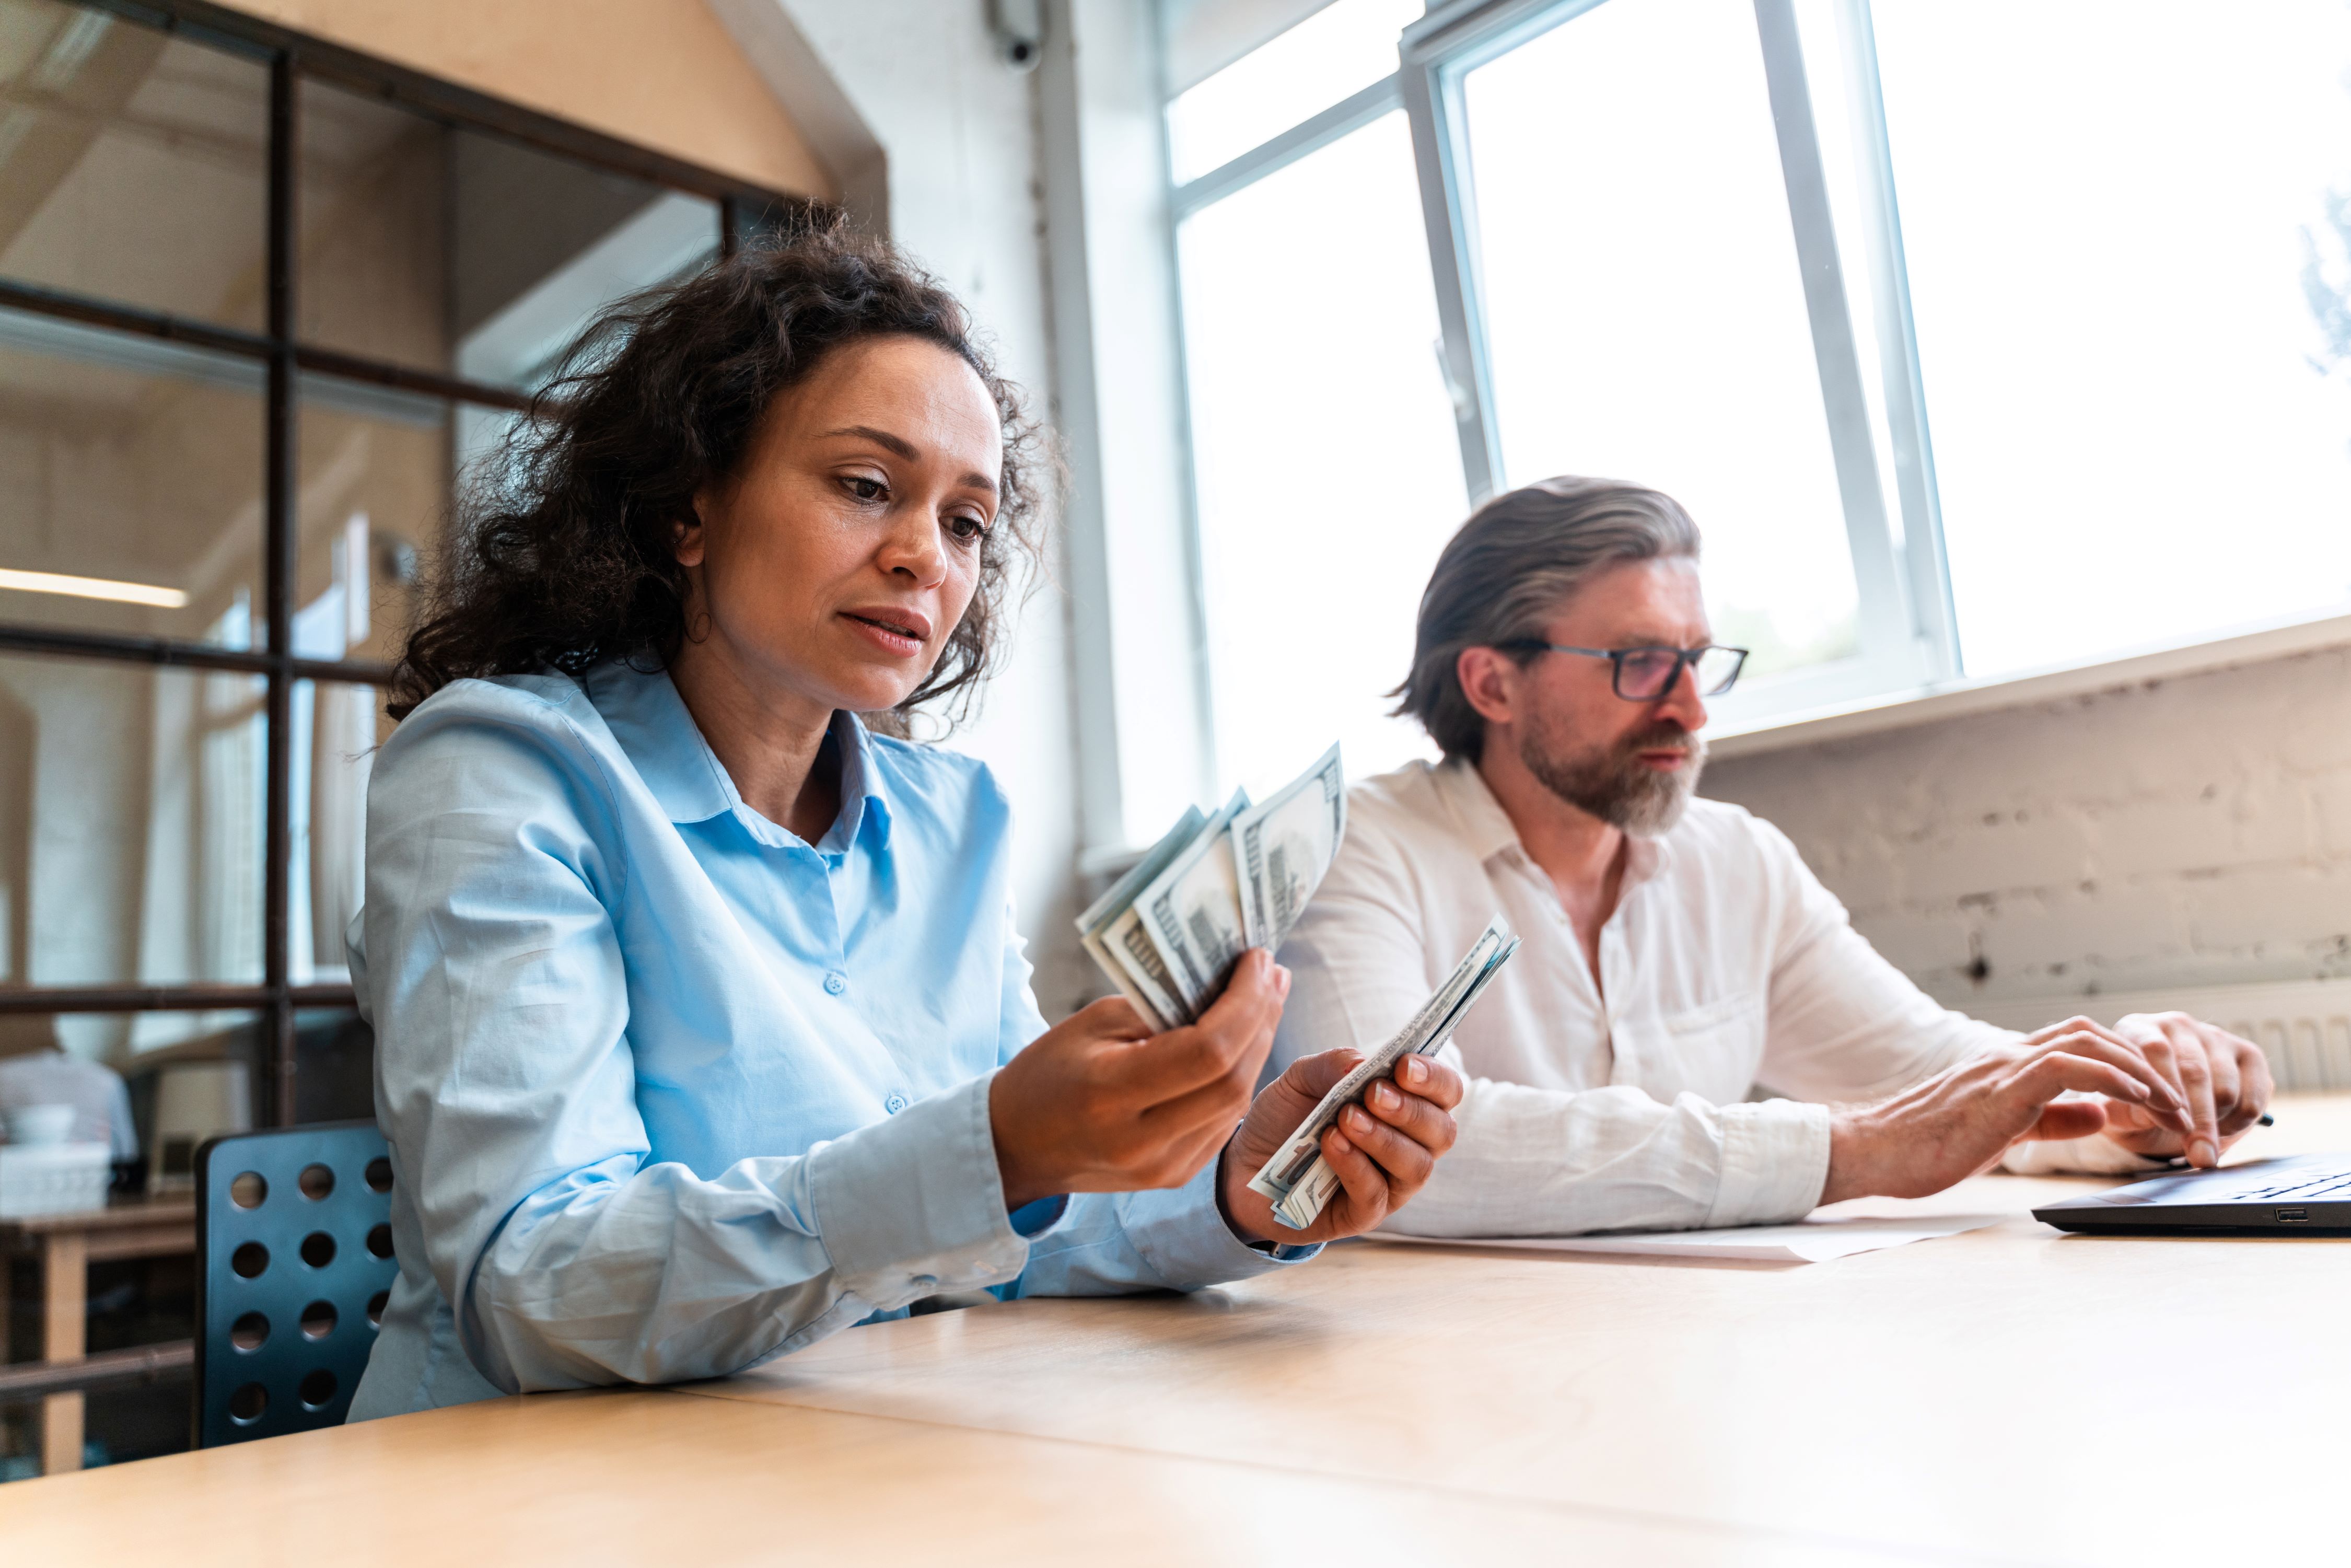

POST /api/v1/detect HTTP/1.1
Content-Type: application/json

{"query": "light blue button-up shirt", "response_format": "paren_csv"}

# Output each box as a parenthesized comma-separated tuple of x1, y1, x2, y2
(347, 660, 1309, 1421)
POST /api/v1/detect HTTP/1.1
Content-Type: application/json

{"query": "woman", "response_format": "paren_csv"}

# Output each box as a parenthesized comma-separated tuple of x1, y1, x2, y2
(348, 230, 1463, 1419)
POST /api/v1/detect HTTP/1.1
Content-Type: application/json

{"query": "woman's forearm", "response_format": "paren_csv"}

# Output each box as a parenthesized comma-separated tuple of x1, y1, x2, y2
(453, 1076, 1037, 1391)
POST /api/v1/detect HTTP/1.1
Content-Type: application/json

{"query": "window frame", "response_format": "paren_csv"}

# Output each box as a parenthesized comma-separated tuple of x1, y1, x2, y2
(1399, 0, 1966, 718)
(0, 0, 813, 1121)
(1162, 0, 1978, 769)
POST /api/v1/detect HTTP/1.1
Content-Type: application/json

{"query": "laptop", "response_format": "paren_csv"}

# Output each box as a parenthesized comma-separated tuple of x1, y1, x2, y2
(2034, 1154, 2351, 1235)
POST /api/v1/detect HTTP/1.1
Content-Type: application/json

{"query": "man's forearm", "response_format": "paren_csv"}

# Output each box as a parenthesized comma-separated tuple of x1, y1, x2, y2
(1377, 1075, 1830, 1237)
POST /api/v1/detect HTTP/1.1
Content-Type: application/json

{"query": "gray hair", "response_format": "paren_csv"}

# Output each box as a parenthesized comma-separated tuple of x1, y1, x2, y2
(1392, 477, 1701, 762)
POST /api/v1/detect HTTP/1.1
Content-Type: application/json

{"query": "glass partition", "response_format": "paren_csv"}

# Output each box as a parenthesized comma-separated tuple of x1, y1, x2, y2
(0, 654, 265, 992)
(298, 77, 722, 391)
(0, 308, 266, 645)
(0, 0, 269, 328)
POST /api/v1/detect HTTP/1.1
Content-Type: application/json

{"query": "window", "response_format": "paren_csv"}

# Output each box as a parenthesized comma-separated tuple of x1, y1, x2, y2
(0, 0, 797, 1117)
(1162, 0, 2351, 807)
(1462, 0, 1868, 692)
(1868, 0, 2351, 677)
(1178, 110, 1464, 787)
(1168, 0, 1459, 792)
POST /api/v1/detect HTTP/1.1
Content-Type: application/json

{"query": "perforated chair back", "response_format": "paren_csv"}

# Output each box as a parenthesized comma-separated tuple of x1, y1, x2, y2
(193, 1120, 397, 1447)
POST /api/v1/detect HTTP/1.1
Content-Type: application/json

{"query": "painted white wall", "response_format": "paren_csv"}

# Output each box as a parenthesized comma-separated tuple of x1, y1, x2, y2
(776, 0, 1093, 1014)
(1701, 645, 2351, 1013)
(1037, 0, 1215, 855)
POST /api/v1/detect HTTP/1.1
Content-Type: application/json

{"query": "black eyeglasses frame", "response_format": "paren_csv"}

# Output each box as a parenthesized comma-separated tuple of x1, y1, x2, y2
(1503, 642, 1751, 701)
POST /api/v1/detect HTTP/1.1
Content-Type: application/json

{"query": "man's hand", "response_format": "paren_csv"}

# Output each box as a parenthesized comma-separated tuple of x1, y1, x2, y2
(1217, 1049, 1465, 1245)
(2101, 1011, 2273, 1167)
(1819, 1019, 2196, 1204)
(990, 950, 1288, 1211)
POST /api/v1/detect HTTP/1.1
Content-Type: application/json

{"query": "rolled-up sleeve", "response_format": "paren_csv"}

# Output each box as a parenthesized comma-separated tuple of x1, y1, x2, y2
(1375, 1066, 1832, 1237)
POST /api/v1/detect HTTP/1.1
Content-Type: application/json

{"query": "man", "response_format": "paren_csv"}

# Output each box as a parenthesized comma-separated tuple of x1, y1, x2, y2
(1273, 477, 2269, 1236)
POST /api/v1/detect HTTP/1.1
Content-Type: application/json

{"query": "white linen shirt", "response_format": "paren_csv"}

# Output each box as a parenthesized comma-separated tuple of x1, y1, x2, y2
(1272, 758, 2072, 1238)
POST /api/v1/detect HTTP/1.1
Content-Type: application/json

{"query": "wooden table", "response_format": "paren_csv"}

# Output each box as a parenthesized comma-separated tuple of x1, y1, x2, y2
(2, 1197, 195, 1475)
(5, 1105, 2348, 1564)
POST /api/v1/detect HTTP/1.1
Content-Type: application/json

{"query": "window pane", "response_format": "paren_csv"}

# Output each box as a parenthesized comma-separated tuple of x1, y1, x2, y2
(298, 77, 721, 390)
(297, 374, 453, 667)
(0, 1009, 261, 1175)
(1178, 111, 1463, 787)
(1464, 0, 1862, 683)
(1166, 0, 1419, 184)
(0, 655, 264, 991)
(1874, 1, 2351, 677)
(0, 307, 266, 648)
(0, 0, 269, 328)
(287, 681, 385, 985)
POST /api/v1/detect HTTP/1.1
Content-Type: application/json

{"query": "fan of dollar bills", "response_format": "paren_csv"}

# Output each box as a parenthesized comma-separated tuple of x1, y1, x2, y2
(1073, 742, 1348, 1034)
(1073, 743, 1524, 1231)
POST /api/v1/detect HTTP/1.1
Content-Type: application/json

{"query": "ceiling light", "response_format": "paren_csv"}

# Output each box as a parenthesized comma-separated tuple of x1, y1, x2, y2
(0, 567, 189, 608)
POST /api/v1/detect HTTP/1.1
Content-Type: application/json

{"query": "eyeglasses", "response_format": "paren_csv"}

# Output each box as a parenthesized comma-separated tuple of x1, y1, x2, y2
(1507, 642, 1749, 701)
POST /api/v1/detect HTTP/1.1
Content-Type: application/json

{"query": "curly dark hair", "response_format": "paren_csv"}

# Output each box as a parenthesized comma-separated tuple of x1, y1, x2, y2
(389, 225, 1044, 730)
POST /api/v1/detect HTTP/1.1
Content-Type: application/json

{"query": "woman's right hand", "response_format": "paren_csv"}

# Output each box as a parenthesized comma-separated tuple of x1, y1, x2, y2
(990, 949, 1290, 1210)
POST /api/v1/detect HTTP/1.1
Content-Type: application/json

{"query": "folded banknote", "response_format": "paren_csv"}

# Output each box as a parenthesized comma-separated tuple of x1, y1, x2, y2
(1247, 915, 1520, 1231)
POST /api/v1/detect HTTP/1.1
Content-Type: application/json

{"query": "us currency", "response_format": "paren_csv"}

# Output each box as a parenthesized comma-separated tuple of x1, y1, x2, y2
(1076, 805, 1205, 1032)
(1073, 745, 1349, 1028)
(1231, 741, 1345, 952)
(1135, 788, 1252, 1020)
(1098, 902, 1190, 1032)
(1248, 916, 1521, 1231)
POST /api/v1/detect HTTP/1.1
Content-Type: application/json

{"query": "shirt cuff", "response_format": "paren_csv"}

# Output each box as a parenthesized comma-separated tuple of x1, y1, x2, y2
(1118, 1157, 1322, 1286)
(1707, 1098, 1833, 1227)
(805, 1070, 1033, 1313)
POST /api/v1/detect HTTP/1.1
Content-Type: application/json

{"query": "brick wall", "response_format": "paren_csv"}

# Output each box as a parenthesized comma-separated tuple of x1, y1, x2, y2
(1698, 646, 2351, 1011)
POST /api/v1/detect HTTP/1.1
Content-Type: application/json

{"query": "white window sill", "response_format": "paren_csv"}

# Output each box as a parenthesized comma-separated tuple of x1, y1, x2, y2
(1706, 606, 2351, 761)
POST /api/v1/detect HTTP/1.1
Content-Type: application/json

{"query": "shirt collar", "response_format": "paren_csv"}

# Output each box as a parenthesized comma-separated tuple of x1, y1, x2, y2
(1433, 753, 1674, 888)
(819, 709, 893, 855)
(587, 660, 893, 851)
(1433, 756, 1525, 864)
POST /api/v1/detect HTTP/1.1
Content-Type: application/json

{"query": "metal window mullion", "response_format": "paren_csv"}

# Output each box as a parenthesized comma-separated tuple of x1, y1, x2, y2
(264, 50, 297, 1127)
(1400, 54, 1503, 504)
(1751, 0, 1913, 677)
(0, 984, 355, 1016)
(1400, 0, 1612, 507)
(0, 625, 394, 685)
(1838, 0, 1958, 679)
(1168, 74, 1402, 220)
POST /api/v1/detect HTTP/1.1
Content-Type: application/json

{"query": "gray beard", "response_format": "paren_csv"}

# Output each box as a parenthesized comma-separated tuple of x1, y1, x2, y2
(1519, 715, 1706, 837)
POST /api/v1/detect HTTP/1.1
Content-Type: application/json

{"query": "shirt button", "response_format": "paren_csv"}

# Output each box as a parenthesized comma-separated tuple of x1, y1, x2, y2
(884, 1093, 908, 1114)
(823, 971, 848, 995)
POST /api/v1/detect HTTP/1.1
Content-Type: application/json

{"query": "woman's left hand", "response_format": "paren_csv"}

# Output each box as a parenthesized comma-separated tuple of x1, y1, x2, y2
(1218, 1050, 1465, 1246)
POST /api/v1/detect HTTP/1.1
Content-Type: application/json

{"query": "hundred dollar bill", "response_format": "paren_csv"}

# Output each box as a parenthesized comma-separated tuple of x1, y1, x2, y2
(1136, 788, 1252, 1020)
(1075, 806, 1205, 1032)
(1248, 915, 1520, 1231)
(1098, 902, 1190, 1032)
(1231, 741, 1345, 951)
(1072, 746, 1347, 1030)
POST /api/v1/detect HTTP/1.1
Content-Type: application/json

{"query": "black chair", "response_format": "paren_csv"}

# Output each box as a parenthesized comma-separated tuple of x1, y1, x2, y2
(193, 1120, 397, 1447)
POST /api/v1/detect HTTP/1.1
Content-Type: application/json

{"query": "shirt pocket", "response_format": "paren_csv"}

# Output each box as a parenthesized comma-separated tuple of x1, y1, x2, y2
(1641, 989, 1767, 1104)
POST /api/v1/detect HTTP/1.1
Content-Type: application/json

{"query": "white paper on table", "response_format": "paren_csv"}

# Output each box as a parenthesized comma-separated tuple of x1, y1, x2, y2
(1362, 1214, 2006, 1264)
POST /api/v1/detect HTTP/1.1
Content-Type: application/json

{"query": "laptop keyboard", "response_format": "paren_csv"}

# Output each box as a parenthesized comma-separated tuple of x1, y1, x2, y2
(2229, 1168, 2351, 1202)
